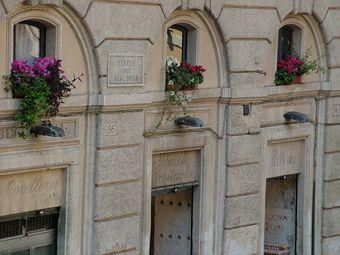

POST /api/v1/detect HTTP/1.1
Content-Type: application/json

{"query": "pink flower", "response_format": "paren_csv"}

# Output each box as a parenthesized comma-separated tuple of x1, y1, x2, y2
(180, 62, 206, 74)
(277, 54, 304, 74)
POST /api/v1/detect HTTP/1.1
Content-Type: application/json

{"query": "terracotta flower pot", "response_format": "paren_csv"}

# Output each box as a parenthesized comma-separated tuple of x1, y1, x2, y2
(292, 75, 302, 84)
(11, 87, 25, 98)
(165, 84, 197, 91)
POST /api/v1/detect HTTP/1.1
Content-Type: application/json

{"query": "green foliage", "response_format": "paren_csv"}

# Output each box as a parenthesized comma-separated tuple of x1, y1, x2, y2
(4, 58, 80, 138)
(299, 49, 324, 76)
(166, 66, 204, 90)
(274, 49, 324, 86)
(14, 78, 51, 138)
(144, 57, 206, 135)
(274, 69, 295, 86)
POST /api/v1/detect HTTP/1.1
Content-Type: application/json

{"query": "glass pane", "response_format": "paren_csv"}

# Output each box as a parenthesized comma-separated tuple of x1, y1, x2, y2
(9, 250, 29, 255)
(34, 245, 56, 255)
(278, 26, 293, 61)
(166, 27, 184, 62)
(15, 23, 40, 64)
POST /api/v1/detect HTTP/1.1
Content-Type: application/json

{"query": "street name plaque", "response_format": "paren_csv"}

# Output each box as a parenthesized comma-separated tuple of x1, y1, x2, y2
(108, 54, 144, 86)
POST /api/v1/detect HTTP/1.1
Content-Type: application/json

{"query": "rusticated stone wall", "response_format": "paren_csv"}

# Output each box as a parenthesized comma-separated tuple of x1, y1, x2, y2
(0, 1, 339, 255)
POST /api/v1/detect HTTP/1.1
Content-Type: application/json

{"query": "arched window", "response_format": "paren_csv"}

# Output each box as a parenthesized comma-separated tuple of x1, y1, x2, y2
(166, 23, 197, 64)
(277, 25, 302, 61)
(14, 20, 56, 64)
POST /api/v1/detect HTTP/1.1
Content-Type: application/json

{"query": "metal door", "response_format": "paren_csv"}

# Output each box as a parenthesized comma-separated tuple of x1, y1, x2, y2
(151, 189, 193, 255)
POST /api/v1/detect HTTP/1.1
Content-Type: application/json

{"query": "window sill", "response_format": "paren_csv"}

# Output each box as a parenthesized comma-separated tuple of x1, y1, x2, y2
(265, 81, 330, 98)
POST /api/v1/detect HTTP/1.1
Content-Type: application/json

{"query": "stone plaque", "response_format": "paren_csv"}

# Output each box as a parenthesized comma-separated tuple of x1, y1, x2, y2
(267, 140, 304, 178)
(108, 54, 144, 86)
(152, 151, 200, 188)
(0, 169, 64, 216)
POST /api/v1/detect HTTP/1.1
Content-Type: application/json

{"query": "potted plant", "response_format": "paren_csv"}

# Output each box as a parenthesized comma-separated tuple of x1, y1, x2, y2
(145, 57, 206, 134)
(274, 49, 323, 86)
(4, 57, 82, 138)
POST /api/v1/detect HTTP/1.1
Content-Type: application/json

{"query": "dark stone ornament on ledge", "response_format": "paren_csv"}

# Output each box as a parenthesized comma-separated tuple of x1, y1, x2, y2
(174, 116, 203, 128)
(283, 111, 309, 123)
(30, 124, 65, 137)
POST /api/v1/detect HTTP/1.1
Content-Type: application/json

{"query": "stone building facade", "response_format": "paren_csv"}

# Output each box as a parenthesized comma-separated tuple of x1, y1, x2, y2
(0, 0, 339, 254)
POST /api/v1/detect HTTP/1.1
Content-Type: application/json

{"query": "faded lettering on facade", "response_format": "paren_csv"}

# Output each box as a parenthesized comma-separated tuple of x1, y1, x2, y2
(152, 151, 199, 188)
(0, 169, 64, 216)
(108, 55, 144, 85)
(267, 140, 304, 177)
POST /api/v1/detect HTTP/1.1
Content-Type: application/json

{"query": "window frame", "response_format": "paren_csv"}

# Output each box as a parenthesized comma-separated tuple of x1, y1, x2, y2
(167, 24, 188, 63)
(15, 20, 47, 59)
(165, 22, 198, 65)
(277, 24, 302, 62)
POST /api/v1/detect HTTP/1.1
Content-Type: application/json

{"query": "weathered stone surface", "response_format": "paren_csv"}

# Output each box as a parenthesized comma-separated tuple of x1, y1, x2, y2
(329, 68, 340, 90)
(224, 194, 260, 228)
(95, 182, 142, 219)
(2, 0, 24, 11)
(262, 99, 315, 125)
(226, 164, 259, 196)
(216, 0, 294, 22)
(229, 72, 265, 98)
(218, 7, 279, 41)
(323, 236, 340, 255)
(0, 168, 64, 217)
(326, 97, 340, 124)
(96, 146, 143, 184)
(328, 39, 340, 68)
(97, 111, 144, 148)
(227, 104, 260, 135)
(152, 150, 200, 188)
(323, 208, 340, 237)
(188, 0, 205, 10)
(84, 2, 164, 45)
(227, 134, 261, 166)
(321, 9, 340, 43)
(227, 40, 269, 72)
(266, 139, 304, 178)
(95, 40, 152, 78)
(298, 0, 313, 14)
(324, 180, 340, 208)
(160, 0, 181, 18)
(324, 125, 340, 153)
(210, 0, 223, 19)
(0, 4, 6, 22)
(28, 0, 62, 5)
(324, 152, 340, 181)
(313, 0, 329, 21)
(224, 224, 258, 255)
(64, 0, 91, 17)
(229, 72, 265, 88)
(94, 216, 140, 254)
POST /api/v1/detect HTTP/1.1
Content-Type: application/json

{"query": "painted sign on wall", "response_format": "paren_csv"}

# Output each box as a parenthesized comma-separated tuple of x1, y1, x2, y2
(152, 151, 200, 188)
(0, 169, 64, 216)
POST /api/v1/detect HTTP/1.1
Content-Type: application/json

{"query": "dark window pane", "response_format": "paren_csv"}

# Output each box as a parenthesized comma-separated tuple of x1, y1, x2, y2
(278, 26, 294, 61)
(34, 244, 56, 255)
(0, 219, 24, 239)
(9, 250, 29, 255)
